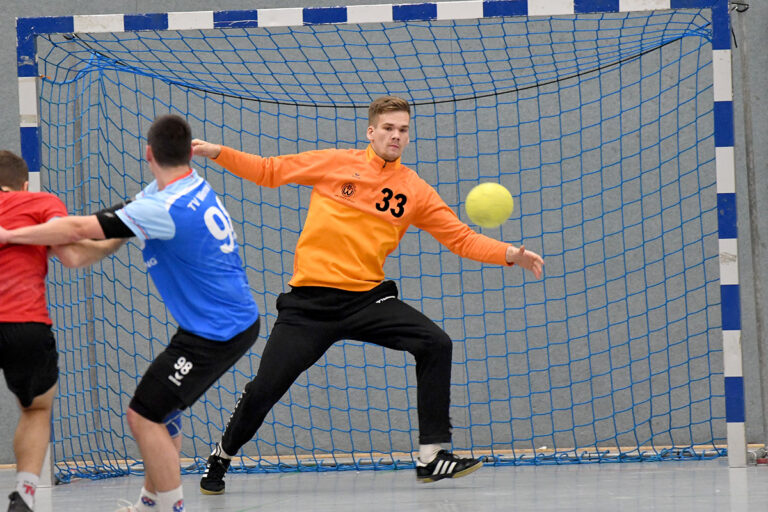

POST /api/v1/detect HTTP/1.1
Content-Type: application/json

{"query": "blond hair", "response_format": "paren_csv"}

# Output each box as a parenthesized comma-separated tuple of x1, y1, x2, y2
(368, 96, 411, 127)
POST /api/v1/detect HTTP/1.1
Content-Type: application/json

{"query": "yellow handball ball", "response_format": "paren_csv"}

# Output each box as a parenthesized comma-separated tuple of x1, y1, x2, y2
(464, 182, 514, 228)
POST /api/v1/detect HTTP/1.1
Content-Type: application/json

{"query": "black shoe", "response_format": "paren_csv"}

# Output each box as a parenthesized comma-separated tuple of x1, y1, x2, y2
(7, 492, 32, 512)
(200, 454, 230, 495)
(415, 450, 483, 483)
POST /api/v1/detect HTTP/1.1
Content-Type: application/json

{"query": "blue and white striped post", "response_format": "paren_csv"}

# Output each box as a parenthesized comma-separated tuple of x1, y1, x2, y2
(16, 17, 44, 193)
(709, 0, 746, 469)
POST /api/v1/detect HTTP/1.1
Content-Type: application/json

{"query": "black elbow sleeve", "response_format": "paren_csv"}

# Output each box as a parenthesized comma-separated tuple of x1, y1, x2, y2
(95, 201, 135, 239)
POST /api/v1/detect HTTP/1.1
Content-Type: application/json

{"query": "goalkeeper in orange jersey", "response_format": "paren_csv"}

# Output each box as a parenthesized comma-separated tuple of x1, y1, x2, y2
(192, 95, 543, 493)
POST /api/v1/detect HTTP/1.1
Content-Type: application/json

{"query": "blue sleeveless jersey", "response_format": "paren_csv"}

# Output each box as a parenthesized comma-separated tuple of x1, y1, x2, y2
(116, 169, 258, 341)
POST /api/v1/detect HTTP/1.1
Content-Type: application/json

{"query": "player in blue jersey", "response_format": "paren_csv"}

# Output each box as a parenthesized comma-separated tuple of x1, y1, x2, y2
(0, 115, 261, 512)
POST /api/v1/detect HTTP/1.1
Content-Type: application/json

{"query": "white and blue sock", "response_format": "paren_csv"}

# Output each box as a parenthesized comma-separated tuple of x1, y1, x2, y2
(135, 486, 158, 511)
(156, 486, 184, 512)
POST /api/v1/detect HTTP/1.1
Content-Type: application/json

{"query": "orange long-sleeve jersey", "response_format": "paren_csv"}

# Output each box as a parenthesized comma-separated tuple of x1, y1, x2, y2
(214, 145, 512, 291)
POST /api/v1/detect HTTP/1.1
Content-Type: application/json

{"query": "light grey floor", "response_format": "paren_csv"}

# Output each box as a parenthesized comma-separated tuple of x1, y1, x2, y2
(2, 460, 767, 512)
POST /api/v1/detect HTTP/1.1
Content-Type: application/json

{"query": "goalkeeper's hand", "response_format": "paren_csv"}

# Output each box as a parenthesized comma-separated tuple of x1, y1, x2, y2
(506, 245, 544, 279)
(191, 139, 222, 159)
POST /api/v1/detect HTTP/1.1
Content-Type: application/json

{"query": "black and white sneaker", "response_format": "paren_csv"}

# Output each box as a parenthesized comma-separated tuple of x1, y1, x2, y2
(415, 450, 483, 483)
(7, 492, 32, 512)
(199, 454, 231, 495)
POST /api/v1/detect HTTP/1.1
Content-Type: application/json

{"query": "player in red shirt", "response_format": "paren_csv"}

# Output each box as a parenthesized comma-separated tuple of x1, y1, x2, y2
(0, 151, 125, 512)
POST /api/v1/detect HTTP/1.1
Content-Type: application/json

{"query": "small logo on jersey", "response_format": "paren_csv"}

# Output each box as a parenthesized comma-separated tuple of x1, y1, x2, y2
(141, 496, 156, 506)
(168, 356, 193, 387)
(376, 295, 396, 304)
(187, 183, 211, 211)
(340, 182, 356, 198)
(173, 499, 185, 512)
(145, 257, 158, 268)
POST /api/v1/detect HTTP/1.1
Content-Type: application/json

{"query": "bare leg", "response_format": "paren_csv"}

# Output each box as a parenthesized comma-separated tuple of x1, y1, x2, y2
(126, 408, 181, 492)
(143, 434, 182, 494)
(14, 384, 56, 475)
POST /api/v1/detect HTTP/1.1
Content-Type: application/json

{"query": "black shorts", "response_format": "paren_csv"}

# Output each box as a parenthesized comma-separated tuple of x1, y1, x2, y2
(130, 318, 260, 423)
(0, 322, 59, 408)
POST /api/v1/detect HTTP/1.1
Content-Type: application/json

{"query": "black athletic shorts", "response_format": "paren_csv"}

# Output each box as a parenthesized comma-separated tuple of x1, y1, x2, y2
(129, 318, 260, 423)
(0, 322, 59, 408)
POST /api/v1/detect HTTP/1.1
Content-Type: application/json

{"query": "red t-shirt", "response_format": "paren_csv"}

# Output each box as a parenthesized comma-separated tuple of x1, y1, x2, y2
(0, 191, 68, 324)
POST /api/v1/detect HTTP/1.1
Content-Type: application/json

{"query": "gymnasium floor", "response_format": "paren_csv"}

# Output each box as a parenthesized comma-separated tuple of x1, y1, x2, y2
(1, 459, 767, 511)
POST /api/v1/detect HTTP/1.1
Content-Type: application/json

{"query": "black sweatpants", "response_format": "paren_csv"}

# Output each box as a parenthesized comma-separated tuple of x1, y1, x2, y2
(221, 281, 453, 454)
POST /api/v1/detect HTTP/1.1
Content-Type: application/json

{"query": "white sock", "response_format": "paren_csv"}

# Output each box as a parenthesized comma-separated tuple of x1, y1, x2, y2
(156, 486, 184, 512)
(15, 471, 39, 510)
(418, 444, 442, 464)
(135, 486, 158, 511)
(212, 442, 233, 460)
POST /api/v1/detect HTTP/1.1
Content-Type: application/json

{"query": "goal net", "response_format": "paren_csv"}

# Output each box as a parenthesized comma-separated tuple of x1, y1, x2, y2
(24, 2, 728, 480)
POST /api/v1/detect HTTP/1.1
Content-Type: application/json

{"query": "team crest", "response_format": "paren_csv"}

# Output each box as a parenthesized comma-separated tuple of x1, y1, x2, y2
(173, 499, 185, 512)
(340, 182, 356, 198)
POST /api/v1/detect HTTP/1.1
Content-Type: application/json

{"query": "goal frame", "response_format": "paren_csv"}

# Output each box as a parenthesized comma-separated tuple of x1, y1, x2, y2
(15, 0, 744, 468)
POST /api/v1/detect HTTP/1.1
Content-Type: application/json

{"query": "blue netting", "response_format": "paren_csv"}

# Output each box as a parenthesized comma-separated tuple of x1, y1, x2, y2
(36, 9, 723, 481)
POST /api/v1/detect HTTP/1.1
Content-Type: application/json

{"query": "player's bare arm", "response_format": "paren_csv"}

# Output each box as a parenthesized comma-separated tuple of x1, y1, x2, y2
(50, 238, 127, 268)
(505, 245, 544, 279)
(191, 139, 222, 159)
(0, 215, 105, 246)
